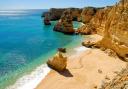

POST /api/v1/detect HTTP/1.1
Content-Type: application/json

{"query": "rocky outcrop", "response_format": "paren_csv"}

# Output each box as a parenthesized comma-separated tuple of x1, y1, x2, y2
(90, 6, 112, 36)
(47, 52, 67, 72)
(77, 23, 96, 35)
(68, 8, 82, 21)
(81, 7, 97, 23)
(44, 13, 51, 25)
(49, 8, 66, 20)
(58, 48, 66, 53)
(42, 8, 82, 21)
(78, 0, 128, 60)
(78, 7, 103, 34)
(101, 65, 128, 89)
(96, 0, 128, 61)
(53, 10, 75, 34)
(82, 40, 96, 48)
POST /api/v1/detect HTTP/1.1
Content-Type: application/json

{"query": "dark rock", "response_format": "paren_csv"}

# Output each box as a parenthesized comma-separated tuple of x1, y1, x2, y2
(44, 13, 51, 25)
(58, 48, 66, 53)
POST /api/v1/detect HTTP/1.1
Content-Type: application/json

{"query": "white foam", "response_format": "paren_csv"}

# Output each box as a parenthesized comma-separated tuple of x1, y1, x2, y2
(7, 64, 51, 89)
(74, 46, 89, 53)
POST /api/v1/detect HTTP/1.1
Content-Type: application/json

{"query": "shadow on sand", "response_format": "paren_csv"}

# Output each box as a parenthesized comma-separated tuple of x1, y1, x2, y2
(58, 69, 73, 77)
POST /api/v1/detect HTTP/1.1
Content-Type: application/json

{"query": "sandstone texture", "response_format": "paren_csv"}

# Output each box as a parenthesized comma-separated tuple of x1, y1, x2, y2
(101, 65, 128, 89)
(79, 0, 128, 60)
(47, 52, 67, 72)
(77, 23, 96, 35)
(81, 7, 97, 23)
(53, 10, 75, 34)
(42, 8, 82, 21)
(78, 7, 103, 34)
(49, 8, 66, 20)
(96, 0, 128, 61)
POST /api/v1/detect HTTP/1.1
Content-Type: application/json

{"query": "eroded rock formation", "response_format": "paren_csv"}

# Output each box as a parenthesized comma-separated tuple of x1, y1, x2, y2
(77, 23, 96, 35)
(81, 7, 97, 23)
(96, 0, 128, 61)
(53, 10, 75, 34)
(47, 52, 67, 72)
(44, 13, 51, 25)
(78, 7, 103, 34)
(42, 8, 82, 21)
(49, 8, 66, 20)
(79, 0, 128, 60)
(101, 65, 128, 89)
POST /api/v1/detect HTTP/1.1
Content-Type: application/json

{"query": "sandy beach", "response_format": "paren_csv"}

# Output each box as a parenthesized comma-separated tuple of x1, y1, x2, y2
(36, 46, 127, 89)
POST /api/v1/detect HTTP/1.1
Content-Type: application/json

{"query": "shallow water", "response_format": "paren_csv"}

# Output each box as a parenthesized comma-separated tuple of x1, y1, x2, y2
(0, 9, 83, 89)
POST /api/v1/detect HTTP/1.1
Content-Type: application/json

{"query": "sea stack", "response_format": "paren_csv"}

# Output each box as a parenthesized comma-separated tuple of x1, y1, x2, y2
(47, 52, 67, 72)
(53, 10, 75, 34)
(44, 13, 51, 25)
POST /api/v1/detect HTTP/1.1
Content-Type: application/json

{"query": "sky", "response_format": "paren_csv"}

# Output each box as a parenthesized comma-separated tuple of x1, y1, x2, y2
(0, 0, 119, 10)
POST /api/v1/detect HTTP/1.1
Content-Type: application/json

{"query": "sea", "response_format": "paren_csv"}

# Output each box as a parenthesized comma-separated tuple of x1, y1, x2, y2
(0, 9, 84, 89)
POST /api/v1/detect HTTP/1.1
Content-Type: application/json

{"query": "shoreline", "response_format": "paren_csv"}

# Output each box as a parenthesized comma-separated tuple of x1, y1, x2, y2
(6, 46, 87, 89)
(6, 64, 51, 89)
(6, 36, 84, 89)
(35, 35, 127, 89)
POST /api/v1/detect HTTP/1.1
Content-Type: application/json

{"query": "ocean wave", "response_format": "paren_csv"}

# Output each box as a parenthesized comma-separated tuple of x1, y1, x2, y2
(6, 64, 51, 89)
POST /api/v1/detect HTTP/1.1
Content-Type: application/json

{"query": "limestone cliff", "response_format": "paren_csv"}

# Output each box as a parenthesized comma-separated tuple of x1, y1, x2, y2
(96, 0, 128, 60)
(78, 7, 103, 35)
(42, 8, 82, 21)
(79, 0, 128, 60)
(53, 10, 75, 34)
(90, 6, 112, 35)
(81, 7, 99, 23)
(49, 8, 66, 20)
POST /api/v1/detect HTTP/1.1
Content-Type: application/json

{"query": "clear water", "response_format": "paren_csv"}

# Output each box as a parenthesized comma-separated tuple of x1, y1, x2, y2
(0, 9, 83, 89)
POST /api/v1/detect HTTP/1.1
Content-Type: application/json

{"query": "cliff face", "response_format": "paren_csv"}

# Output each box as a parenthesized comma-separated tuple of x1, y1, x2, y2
(49, 8, 66, 20)
(90, 6, 112, 35)
(53, 10, 74, 34)
(79, 0, 128, 60)
(67, 8, 82, 21)
(79, 7, 103, 35)
(43, 8, 82, 21)
(97, 0, 128, 60)
(81, 7, 98, 23)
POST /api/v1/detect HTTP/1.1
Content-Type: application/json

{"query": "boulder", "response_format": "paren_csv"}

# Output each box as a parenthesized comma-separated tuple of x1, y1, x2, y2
(47, 52, 67, 71)
(82, 40, 96, 48)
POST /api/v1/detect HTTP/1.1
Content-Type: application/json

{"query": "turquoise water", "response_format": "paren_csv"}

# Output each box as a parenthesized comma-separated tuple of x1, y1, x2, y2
(0, 9, 83, 89)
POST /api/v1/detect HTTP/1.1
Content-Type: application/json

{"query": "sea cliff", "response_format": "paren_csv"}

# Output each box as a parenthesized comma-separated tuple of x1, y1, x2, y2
(38, 0, 128, 89)
(42, 8, 82, 21)
(78, 0, 128, 60)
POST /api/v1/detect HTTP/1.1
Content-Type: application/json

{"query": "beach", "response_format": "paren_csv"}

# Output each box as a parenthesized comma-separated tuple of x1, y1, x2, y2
(36, 35, 127, 89)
